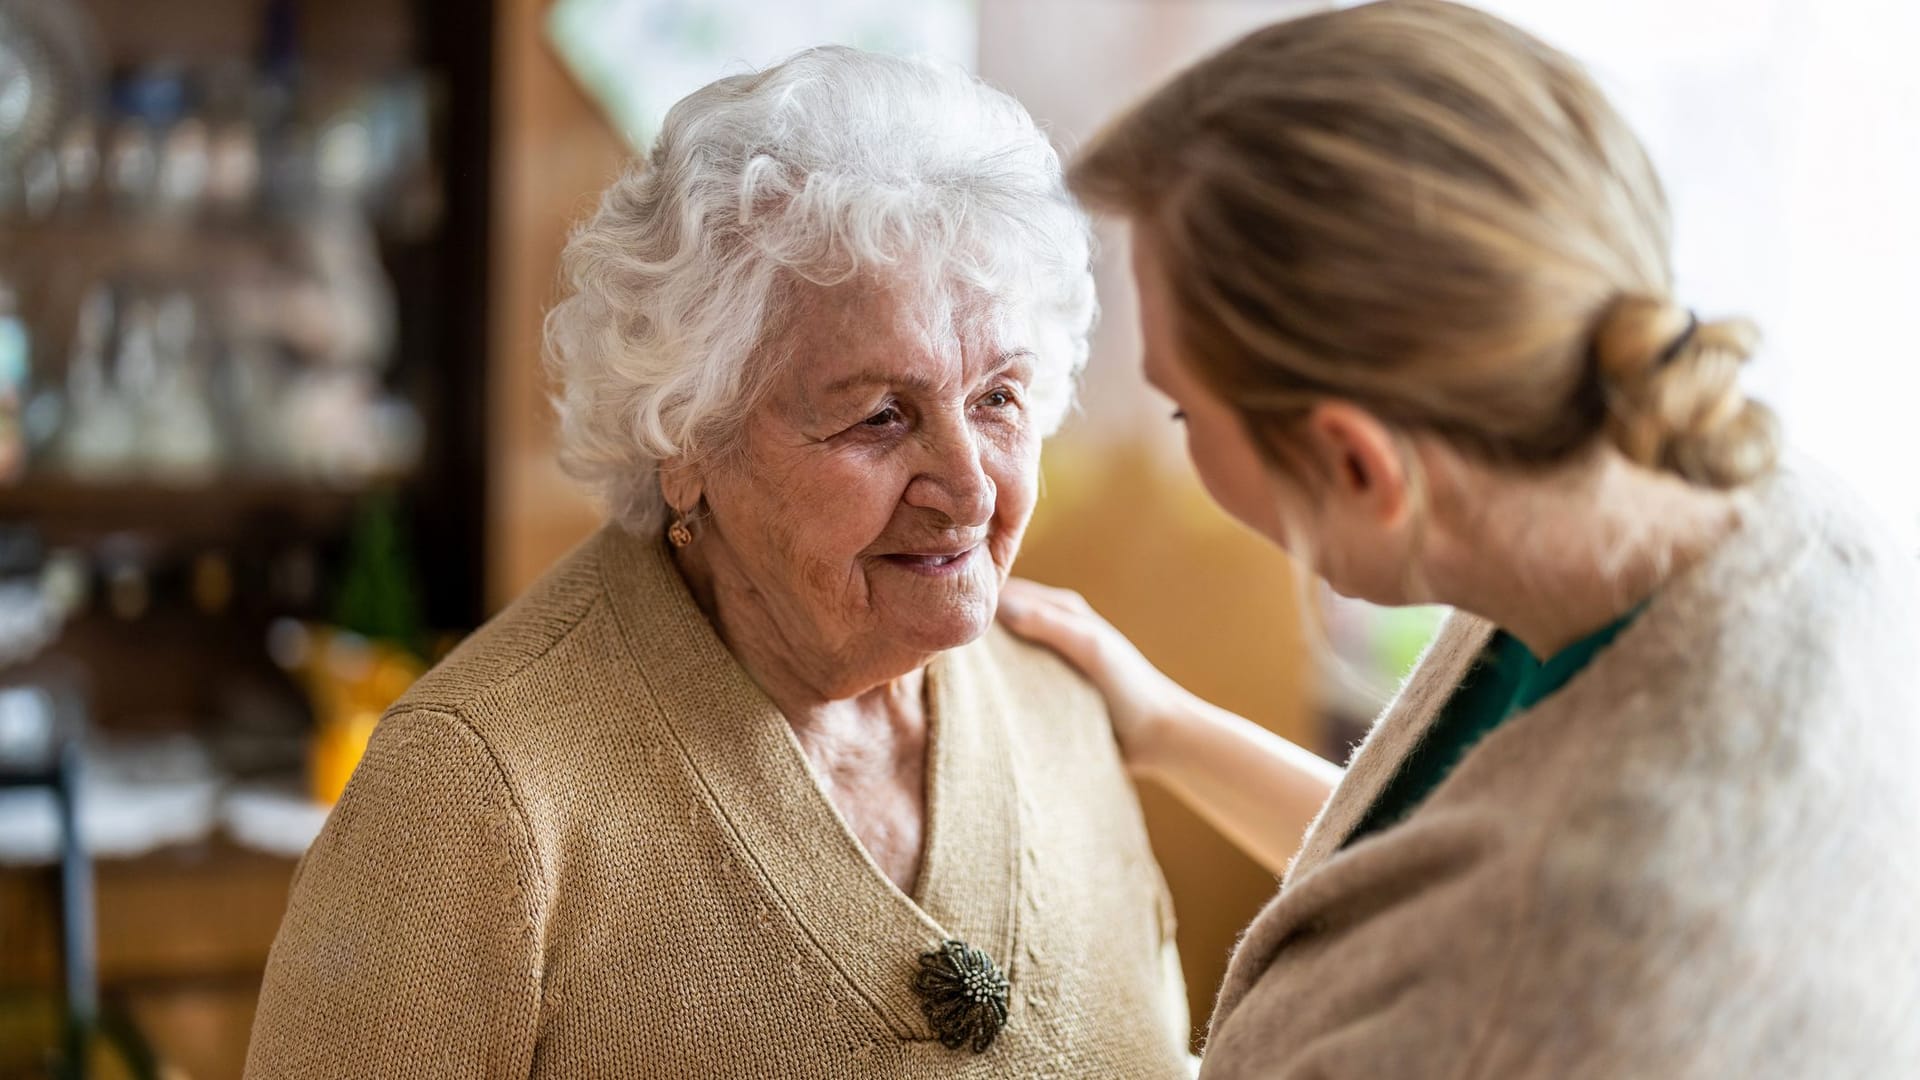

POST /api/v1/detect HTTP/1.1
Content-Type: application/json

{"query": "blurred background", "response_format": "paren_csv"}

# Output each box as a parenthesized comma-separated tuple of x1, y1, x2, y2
(0, 0, 1913, 1076)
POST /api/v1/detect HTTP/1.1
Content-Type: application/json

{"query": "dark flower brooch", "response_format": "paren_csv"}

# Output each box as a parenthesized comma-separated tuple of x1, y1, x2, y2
(912, 938, 1010, 1053)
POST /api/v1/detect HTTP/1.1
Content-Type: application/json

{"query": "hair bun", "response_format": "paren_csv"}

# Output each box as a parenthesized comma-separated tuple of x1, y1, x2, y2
(1592, 295, 1780, 488)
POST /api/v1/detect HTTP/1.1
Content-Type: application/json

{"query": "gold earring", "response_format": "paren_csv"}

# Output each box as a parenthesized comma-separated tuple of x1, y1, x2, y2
(667, 511, 694, 548)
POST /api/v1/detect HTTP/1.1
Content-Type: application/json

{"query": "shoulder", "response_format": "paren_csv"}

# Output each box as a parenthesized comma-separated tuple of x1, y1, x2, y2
(1463, 465, 1920, 1061)
(253, 705, 549, 1076)
(973, 620, 1108, 711)
(1465, 463, 1920, 860)
(377, 526, 672, 840)
(1724, 456, 1919, 622)
(960, 622, 1128, 768)
(397, 529, 616, 718)
(335, 706, 522, 826)
(1676, 458, 1920, 720)
(302, 705, 548, 904)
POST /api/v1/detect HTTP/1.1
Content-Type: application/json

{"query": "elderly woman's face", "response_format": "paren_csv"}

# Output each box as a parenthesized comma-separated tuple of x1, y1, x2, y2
(693, 276, 1042, 680)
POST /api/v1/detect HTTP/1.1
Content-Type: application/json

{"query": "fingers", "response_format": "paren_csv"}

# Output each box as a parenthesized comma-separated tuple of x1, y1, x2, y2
(996, 580, 1105, 673)
(1000, 577, 1093, 616)
(996, 582, 1075, 638)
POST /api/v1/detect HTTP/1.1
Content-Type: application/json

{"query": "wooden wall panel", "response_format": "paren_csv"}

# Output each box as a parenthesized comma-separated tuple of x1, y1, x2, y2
(485, 0, 620, 608)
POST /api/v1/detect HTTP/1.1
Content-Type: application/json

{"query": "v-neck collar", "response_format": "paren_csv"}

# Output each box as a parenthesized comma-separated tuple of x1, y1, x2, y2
(1285, 614, 1494, 885)
(1286, 472, 1796, 888)
(595, 525, 1023, 1041)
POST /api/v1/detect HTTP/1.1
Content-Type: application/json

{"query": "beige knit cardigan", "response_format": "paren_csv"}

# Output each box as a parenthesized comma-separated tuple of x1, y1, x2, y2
(1201, 462, 1920, 1079)
(245, 525, 1191, 1079)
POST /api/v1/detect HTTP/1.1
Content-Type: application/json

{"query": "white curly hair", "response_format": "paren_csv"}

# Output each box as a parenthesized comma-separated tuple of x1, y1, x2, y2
(544, 45, 1096, 534)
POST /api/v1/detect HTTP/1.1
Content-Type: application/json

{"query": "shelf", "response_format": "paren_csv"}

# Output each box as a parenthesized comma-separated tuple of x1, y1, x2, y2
(1, 476, 367, 543)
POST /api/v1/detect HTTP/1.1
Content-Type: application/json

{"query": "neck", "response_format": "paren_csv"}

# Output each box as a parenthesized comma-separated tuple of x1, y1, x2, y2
(669, 537, 930, 731)
(1427, 454, 1742, 659)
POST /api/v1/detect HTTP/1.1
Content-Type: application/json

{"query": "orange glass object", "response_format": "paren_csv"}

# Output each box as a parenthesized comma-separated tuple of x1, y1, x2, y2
(310, 707, 381, 805)
(274, 622, 424, 805)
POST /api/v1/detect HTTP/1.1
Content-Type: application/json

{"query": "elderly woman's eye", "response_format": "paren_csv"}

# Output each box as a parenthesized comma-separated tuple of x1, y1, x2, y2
(862, 406, 903, 428)
(981, 388, 1019, 410)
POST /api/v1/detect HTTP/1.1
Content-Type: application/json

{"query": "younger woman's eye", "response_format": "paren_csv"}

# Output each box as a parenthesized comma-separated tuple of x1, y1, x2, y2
(1171, 409, 1188, 423)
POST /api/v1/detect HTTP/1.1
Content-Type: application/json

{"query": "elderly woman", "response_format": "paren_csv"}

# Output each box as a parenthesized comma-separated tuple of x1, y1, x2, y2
(244, 47, 1190, 1079)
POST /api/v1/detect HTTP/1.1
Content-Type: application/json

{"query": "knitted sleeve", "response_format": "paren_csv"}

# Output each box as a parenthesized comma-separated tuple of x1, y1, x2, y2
(244, 708, 550, 1079)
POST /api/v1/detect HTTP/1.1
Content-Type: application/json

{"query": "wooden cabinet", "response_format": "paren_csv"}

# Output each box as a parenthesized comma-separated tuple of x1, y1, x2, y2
(3, 0, 495, 1073)
(1, 843, 297, 1079)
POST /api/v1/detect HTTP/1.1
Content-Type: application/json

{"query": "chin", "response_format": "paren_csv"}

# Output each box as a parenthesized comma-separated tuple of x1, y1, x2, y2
(866, 554, 1001, 652)
(1323, 568, 1410, 608)
(899, 609, 992, 654)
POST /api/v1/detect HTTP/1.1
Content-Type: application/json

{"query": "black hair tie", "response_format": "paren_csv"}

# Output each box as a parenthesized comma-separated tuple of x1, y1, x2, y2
(1655, 311, 1701, 369)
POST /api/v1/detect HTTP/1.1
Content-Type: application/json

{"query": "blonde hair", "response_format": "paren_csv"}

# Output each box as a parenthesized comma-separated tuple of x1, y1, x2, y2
(1072, 0, 1778, 492)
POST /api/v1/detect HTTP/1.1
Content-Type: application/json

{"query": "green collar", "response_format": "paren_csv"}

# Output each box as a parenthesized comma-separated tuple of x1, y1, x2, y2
(1505, 610, 1638, 716)
(1343, 606, 1641, 846)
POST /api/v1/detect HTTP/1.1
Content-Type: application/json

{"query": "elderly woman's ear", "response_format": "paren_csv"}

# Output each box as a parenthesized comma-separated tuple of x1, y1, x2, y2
(658, 460, 705, 523)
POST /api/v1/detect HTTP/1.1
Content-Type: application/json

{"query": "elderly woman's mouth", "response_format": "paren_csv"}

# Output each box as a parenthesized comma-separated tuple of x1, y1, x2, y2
(879, 546, 981, 576)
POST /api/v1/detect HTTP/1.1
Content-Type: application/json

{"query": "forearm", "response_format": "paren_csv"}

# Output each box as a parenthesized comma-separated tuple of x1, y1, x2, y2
(1131, 695, 1342, 877)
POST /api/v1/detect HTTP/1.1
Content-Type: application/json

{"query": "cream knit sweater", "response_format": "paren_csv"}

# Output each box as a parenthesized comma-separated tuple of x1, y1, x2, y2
(245, 526, 1191, 1079)
(1202, 462, 1920, 1078)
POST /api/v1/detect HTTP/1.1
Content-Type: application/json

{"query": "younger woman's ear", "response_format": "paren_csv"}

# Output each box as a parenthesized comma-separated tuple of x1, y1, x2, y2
(1303, 402, 1410, 527)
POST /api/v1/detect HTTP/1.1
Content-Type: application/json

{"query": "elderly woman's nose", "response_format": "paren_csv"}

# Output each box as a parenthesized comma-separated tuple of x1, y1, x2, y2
(904, 425, 996, 526)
